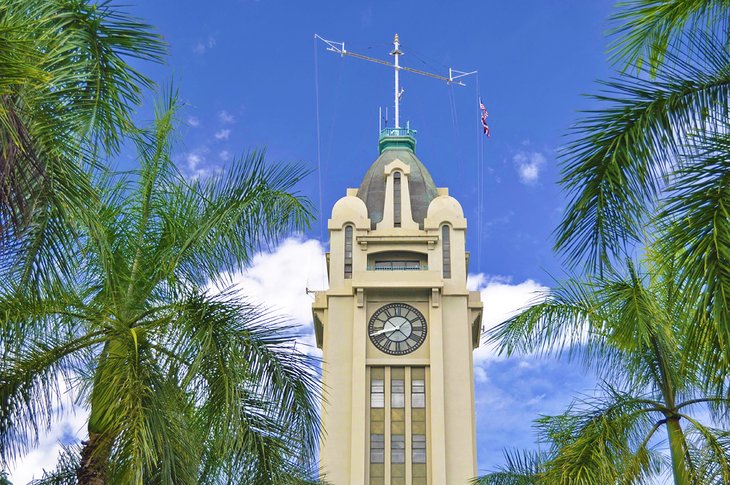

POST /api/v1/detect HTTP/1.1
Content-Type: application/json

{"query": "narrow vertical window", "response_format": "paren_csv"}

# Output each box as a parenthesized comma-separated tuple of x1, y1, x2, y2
(411, 367, 428, 484)
(393, 171, 401, 228)
(344, 225, 353, 279)
(391, 367, 406, 482)
(370, 367, 385, 484)
(442, 225, 451, 279)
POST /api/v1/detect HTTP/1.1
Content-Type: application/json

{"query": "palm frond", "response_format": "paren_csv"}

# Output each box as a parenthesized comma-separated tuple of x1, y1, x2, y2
(609, 0, 730, 74)
(485, 275, 632, 376)
(165, 289, 321, 470)
(472, 448, 547, 484)
(658, 125, 730, 394)
(0, 0, 164, 264)
(556, 33, 730, 273)
(537, 389, 663, 484)
(171, 151, 314, 286)
(679, 415, 730, 483)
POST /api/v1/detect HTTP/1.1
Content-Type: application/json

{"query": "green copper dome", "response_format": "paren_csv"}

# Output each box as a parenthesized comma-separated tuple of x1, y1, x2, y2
(357, 136, 438, 229)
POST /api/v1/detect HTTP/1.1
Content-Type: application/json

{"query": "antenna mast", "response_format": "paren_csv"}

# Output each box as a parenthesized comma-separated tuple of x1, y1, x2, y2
(315, 34, 476, 129)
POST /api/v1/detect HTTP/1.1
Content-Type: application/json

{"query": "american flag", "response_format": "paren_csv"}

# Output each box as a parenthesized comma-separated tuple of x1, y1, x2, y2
(479, 99, 490, 137)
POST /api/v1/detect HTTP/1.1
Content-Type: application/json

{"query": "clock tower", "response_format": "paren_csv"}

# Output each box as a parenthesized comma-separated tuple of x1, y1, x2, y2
(312, 128, 483, 485)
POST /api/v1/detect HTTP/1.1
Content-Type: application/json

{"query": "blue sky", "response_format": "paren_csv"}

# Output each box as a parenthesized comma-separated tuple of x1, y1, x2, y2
(125, 0, 616, 281)
(9, 0, 628, 481)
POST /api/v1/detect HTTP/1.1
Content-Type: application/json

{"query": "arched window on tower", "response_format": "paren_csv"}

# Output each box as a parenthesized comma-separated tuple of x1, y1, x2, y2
(344, 225, 353, 279)
(393, 171, 402, 228)
(442, 225, 451, 279)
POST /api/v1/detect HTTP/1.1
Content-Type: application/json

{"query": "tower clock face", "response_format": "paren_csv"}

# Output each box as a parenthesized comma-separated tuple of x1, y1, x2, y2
(368, 303, 427, 355)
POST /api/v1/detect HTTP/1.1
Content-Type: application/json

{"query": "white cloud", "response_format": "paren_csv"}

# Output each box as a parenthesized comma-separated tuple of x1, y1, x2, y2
(8, 379, 88, 483)
(186, 116, 200, 127)
(525, 393, 546, 407)
(219, 150, 231, 162)
(214, 129, 231, 140)
(469, 274, 550, 364)
(221, 238, 328, 355)
(193, 36, 216, 55)
(182, 147, 225, 180)
(513, 151, 547, 185)
(186, 152, 203, 170)
(218, 110, 235, 124)
(474, 366, 489, 383)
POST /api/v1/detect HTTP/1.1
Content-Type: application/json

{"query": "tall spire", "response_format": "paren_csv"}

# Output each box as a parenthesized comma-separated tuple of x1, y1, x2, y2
(390, 34, 403, 128)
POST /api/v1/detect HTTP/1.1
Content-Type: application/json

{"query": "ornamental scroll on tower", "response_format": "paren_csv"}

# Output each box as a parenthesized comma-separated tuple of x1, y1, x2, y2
(312, 127, 483, 485)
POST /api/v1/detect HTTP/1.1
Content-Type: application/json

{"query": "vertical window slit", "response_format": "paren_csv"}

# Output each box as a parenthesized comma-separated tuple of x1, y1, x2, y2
(442, 225, 451, 279)
(393, 172, 402, 228)
(411, 367, 428, 483)
(369, 367, 385, 483)
(344, 225, 353, 279)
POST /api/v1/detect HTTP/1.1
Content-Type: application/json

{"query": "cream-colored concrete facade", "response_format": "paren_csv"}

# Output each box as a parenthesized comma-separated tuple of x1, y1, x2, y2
(313, 134, 482, 485)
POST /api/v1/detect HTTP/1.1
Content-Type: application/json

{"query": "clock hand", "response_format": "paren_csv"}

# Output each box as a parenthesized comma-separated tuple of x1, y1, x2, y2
(369, 326, 397, 337)
(370, 320, 408, 337)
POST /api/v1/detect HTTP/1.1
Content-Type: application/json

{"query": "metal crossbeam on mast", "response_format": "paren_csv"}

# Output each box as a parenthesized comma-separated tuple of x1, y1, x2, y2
(315, 34, 477, 128)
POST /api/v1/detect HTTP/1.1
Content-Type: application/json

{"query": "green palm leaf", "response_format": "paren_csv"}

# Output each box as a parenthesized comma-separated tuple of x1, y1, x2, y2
(0, 0, 164, 285)
(609, 0, 730, 74)
(556, 33, 730, 273)
(472, 448, 547, 484)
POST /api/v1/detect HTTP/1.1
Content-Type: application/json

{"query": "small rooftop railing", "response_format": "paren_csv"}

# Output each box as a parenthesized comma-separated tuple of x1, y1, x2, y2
(378, 127, 417, 153)
(379, 127, 417, 140)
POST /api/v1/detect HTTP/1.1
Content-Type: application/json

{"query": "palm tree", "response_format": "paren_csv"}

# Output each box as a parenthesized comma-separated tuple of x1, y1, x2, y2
(555, 0, 730, 393)
(0, 99, 320, 484)
(485, 257, 730, 485)
(0, 0, 164, 282)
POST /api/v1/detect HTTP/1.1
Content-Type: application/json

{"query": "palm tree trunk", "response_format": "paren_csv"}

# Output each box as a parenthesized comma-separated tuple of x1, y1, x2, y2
(666, 417, 690, 485)
(77, 431, 111, 485)
(78, 343, 114, 485)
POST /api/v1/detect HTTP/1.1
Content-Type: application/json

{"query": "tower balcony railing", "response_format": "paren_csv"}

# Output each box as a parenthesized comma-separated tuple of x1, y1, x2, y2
(367, 264, 429, 271)
(379, 127, 417, 139)
(378, 127, 417, 153)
